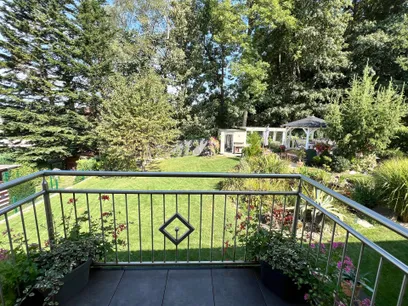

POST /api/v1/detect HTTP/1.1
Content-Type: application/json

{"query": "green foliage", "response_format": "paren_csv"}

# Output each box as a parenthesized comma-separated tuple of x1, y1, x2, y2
(97, 72, 179, 171)
(350, 176, 378, 209)
(351, 154, 377, 173)
(8, 165, 38, 202)
(390, 127, 408, 154)
(0, 0, 113, 164)
(0, 153, 15, 165)
(298, 167, 332, 186)
(330, 155, 351, 173)
(373, 158, 408, 221)
(76, 158, 100, 171)
(0, 245, 38, 306)
(242, 133, 262, 157)
(326, 66, 406, 158)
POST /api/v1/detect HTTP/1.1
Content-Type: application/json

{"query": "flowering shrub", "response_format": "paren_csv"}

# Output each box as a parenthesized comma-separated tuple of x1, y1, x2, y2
(315, 142, 331, 153)
(208, 137, 220, 155)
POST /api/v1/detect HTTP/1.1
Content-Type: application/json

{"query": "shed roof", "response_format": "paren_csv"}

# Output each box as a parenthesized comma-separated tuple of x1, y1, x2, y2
(281, 116, 326, 128)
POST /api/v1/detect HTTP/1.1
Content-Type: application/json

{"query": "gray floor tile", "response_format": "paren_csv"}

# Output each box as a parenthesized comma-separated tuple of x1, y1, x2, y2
(162, 269, 214, 306)
(109, 269, 168, 306)
(212, 269, 266, 306)
(63, 270, 124, 306)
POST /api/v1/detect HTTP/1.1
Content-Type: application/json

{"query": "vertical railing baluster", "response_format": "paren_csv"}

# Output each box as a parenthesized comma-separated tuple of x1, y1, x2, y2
(350, 243, 365, 305)
(325, 222, 337, 275)
(281, 195, 287, 236)
(300, 201, 308, 247)
(112, 194, 118, 264)
(125, 194, 130, 263)
(335, 231, 349, 292)
(396, 274, 407, 306)
(210, 194, 215, 262)
(187, 194, 191, 262)
(73, 192, 78, 225)
(59, 193, 67, 238)
(5, 213, 14, 256)
(138, 194, 142, 263)
(258, 196, 262, 231)
(244, 195, 251, 262)
(370, 257, 383, 306)
(86, 193, 91, 233)
(163, 194, 166, 263)
(32, 199, 42, 250)
(99, 193, 106, 263)
(199, 194, 203, 262)
(233, 194, 239, 262)
(42, 178, 54, 244)
(316, 214, 325, 264)
(151, 194, 154, 263)
(270, 195, 275, 231)
(307, 207, 316, 258)
(291, 177, 302, 237)
(222, 194, 227, 262)
(19, 208, 29, 256)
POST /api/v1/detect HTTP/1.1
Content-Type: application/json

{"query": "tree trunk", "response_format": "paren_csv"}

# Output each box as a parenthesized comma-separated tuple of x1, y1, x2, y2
(242, 110, 248, 127)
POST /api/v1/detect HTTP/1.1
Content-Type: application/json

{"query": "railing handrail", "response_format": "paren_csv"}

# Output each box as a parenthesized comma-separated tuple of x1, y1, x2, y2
(42, 170, 302, 179)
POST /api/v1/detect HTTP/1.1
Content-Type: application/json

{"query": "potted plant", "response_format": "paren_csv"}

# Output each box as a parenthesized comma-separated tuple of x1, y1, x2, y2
(246, 229, 312, 304)
(17, 196, 125, 305)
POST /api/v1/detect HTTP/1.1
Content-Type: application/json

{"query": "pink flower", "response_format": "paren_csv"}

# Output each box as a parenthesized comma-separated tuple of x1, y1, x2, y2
(67, 198, 78, 205)
(332, 242, 344, 249)
(0, 249, 9, 261)
(310, 243, 316, 249)
(304, 293, 309, 301)
(360, 298, 372, 306)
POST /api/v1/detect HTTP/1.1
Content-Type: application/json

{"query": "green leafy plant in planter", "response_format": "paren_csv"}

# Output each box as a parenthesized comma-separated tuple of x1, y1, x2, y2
(0, 234, 39, 306)
(246, 229, 320, 304)
(17, 195, 126, 305)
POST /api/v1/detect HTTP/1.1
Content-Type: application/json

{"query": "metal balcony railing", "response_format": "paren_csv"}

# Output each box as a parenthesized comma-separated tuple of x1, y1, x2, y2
(0, 171, 407, 305)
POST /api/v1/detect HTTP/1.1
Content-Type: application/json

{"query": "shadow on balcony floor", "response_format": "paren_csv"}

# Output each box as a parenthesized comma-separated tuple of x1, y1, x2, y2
(63, 267, 302, 306)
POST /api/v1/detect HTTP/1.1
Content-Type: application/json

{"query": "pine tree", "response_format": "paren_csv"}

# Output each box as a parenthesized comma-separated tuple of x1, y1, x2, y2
(0, 0, 113, 165)
(97, 72, 179, 170)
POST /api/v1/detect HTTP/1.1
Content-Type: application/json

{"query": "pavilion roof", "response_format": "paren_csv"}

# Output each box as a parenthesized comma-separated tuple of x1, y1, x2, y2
(281, 116, 326, 128)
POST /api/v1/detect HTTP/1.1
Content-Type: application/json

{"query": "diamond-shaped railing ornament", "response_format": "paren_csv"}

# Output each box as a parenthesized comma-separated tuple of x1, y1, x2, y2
(159, 213, 194, 246)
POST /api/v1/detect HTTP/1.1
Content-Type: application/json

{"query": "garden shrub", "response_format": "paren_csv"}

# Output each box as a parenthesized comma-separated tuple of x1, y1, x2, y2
(351, 154, 377, 173)
(350, 176, 377, 208)
(0, 153, 15, 165)
(8, 165, 38, 202)
(390, 126, 408, 154)
(220, 154, 291, 192)
(330, 155, 351, 173)
(373, 158, 408, 221)
(268, 141, 281, 153)
(243, 132, 262, 157)
(298, 167, 332, 186)
(377, 148, 405, 160)
(76, 158, 100, 171)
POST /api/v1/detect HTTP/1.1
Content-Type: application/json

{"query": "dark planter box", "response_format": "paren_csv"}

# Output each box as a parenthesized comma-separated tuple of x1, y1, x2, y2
(56, 258, 92, 304)
(260, 261, 308, 304)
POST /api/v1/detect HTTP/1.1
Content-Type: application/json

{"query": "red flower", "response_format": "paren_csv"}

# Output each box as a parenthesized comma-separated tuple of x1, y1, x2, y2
(249, 205, 255, 210)
(235, 212, 242, 220)
(225, 240, 230, 248)
(239, 222, 246, 231)
(67, 198, 78, 205)
(101, 212, 111, 217)
(100, 195, 110, 201)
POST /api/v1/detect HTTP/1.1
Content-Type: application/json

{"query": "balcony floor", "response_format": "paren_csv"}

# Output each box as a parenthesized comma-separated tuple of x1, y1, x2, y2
(63, 267, 299, 306)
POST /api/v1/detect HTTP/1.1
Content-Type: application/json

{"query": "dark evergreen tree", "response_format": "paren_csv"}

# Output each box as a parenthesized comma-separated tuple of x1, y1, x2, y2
(0, 0, 114, 165)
